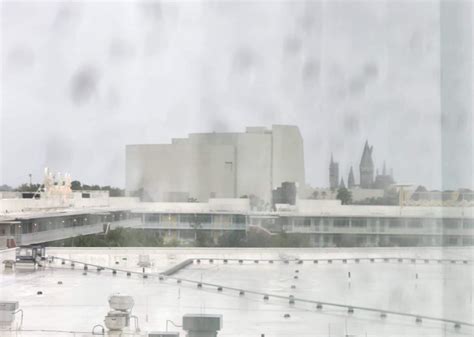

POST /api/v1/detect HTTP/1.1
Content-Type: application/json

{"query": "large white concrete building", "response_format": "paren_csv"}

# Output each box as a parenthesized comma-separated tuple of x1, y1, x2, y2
(126, 125, 305, 202)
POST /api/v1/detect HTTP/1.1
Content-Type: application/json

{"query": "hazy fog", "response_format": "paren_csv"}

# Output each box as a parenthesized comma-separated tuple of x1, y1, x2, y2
(1, 1, 472, 189)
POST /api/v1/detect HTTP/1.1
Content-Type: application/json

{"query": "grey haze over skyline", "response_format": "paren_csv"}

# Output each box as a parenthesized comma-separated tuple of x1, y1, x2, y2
(1, 0, 473, 190)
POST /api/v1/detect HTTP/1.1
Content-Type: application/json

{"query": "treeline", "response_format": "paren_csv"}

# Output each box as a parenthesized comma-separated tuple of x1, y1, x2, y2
(47, 228, 311, 248)
(0, 181, 125, 197)
(70, 181, 125, 197)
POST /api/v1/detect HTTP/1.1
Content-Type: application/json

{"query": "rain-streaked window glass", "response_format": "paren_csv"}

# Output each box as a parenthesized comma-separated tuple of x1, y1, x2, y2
(0, 1, 473, 336)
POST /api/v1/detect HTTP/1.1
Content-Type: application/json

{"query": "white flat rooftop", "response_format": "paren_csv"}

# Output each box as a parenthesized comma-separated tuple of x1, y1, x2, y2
(0, 247, 473, 336)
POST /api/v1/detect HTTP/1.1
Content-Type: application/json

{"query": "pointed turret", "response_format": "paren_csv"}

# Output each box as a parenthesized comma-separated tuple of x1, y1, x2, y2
(348, 166, 355, 189)
(329, 153, 339, 191)
(359, 140, 375, 188)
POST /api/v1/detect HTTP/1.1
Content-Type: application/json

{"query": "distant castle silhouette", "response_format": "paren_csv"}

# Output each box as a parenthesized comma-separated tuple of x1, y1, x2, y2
(329, 140, 395, 190)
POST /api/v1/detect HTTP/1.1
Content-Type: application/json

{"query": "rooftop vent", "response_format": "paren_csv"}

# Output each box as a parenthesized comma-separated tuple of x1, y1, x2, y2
(104, 310, 129, 331)
(138, 255, 152, 268)
(104, 294, 137, 332)
(0, 301, 21, 327)
(108, 294, 134, 311)
(182, 314, 222, 337)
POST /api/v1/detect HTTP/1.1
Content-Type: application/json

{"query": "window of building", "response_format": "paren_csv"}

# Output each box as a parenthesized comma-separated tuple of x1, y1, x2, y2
(179, 214, 194, 224)
(446, 236, 459, 245)
(292, 218, 304, 227)
(163, 214, 178, 224)
(444, 219, 459, 229)
(233, 215, 246, 224)
(145, 214, 160, 223)
(407, 219, 423, 228)
(388, 218, 403, 228)
(213, 215, 232, 224)
(196, 214, 211, 224)
(351, 218, 366, 227)
(334, 218, 349, 227)
(463, 219, 474, 229)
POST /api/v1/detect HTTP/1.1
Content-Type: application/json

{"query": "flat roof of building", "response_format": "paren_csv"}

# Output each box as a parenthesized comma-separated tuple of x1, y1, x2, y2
(1, 197, 473, 222)
(0, 207, 131, 222)
(0, 247, 472, 336)
(285, 205, 474, 219)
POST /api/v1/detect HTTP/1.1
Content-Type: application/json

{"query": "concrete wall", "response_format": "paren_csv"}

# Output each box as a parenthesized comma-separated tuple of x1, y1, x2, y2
(208, 198, 250, 212)
(0, 192, 112, 214)
(272, 125, 305, 190)
(0, 198, 72, 214)
(108, 197, 141, 208)
(235, 131, 272, 200)
(126, 143, 236, 201)
(297, 199, 342, 212)
(134, 198, 250, 213)
(126, 125, 305, 202)
(183, 130, 273, 200)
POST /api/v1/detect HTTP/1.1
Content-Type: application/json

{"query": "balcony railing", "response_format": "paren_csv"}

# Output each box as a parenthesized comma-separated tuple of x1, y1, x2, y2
(9, 218, 142, 245)
(140, 221, 247, 231)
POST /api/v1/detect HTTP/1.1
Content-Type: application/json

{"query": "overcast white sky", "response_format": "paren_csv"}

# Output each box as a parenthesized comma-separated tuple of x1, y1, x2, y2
(0, 0, 472, 189)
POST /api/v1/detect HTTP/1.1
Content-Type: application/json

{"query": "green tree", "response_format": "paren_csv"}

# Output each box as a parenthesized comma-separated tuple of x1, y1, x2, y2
(310, 190, 319, 199)
(0, 184, 12, 191)
(16, 183, 42, 192)
(336, 187, 352, 205)
(101, 185, 125, 197)
(189, 217, 211, 247)
(217, 231, 245, 247)
(71, 180, 82, 190)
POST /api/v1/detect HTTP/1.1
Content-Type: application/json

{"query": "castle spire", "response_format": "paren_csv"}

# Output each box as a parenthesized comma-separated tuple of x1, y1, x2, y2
(329, 153, 339, 191)
(359, 140, 374, 188)
(348, 166, 355, 189)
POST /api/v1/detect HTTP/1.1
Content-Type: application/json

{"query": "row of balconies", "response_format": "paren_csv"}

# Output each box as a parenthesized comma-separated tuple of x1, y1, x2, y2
(285, 223, 473, 235)
(140, 221, 247, 231)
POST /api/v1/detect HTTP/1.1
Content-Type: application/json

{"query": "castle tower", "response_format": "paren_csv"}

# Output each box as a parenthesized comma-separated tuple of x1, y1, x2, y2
(348, 166, 355, 189)
(359, 141, 374, 188)
(329, 154, 339, 190)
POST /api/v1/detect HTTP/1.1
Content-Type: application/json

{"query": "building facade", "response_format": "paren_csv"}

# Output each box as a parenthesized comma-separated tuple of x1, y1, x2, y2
(1, 196, 472, 248)
(126, 125, 305, 202)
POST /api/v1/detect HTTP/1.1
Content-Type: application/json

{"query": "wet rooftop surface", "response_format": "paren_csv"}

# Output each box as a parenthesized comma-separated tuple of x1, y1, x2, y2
(0, 247, 473, 336)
